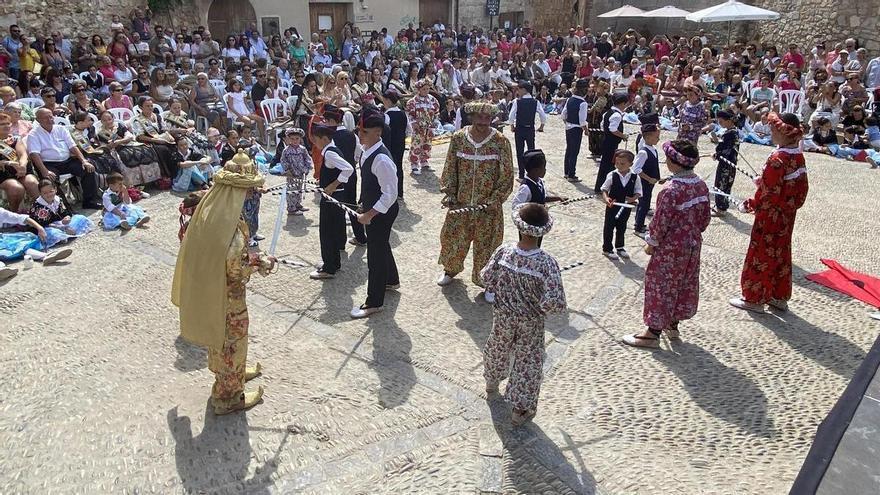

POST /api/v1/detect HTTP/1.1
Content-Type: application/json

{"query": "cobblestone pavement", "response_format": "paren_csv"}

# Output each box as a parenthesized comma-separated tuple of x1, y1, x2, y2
(2, 118, 879, 494)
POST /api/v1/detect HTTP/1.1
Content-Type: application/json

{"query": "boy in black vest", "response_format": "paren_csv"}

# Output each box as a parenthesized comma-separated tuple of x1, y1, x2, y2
(595, 93, 630, 193)
(710, 109, 739, 216)
(379, 92, 408, 200)
(309, 123, 354, 280)
(323, 105, 368, 246)
(509, 81, 546, 179)
(455, 84, 476, 130)
(632, 113, 662, 236)
(600, 149, 641, 260)
(511, 149, 566, 247)
(562, 78, 589, 182)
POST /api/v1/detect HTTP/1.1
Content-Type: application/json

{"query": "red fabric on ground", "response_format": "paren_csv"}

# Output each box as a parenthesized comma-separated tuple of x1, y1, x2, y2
(805, 259, 880, 308)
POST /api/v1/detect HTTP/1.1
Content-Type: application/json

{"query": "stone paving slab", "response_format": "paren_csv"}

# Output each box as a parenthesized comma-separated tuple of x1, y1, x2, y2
(1, 119, 879, 493)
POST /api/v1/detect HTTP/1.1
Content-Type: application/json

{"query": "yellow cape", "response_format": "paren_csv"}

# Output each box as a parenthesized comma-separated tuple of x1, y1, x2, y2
(171, 165, 264, 350)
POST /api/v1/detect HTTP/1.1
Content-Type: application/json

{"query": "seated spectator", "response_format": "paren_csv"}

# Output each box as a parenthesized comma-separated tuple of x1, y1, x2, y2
(95, 109, 161, 185)
(67, 79, 105, 115)
(804, 116, 838, 154)
(130, 96, 178, 178)
(0, 113, 39, 212)
(104, 82, 133, 110)
(189, 72, 225, 131)
(26, 108, 101, 210)
(842, 105, 867, 130)
(39, 86, 69, 117)
(113, 58, 136, 91)
(82, 64, 106, 99)
(840, 74, 868, 116)
(1, 103, 33, 137)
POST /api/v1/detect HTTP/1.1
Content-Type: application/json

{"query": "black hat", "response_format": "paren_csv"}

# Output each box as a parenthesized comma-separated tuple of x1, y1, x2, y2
(574, 78, 589, 90)
(612, 93, 628, 105)
(523, 149, 546, 171)
(322, 105, 344, 123)
(716, 109, 734, 120)
(360, 106, 385, 129)
(639, 113, 659, 126)
(382, 90, 400, 104)
(311, 123, 337, 138)
(518, 81, 533, 94)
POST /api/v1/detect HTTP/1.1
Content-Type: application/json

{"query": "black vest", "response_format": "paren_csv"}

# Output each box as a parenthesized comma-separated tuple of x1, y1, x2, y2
(608, 172, 636, 202)
(332, 128, 357, 167)
(457, 107, 471, 128)
(524, 177, 546, 204)
(383, 110, 407, 157)
(515, 97, 538, 129)
(641, 146, 660, 180)
(602, 108, 624, 146)
(565, 96, 584, 126)
(319, 145, 343, 189)
(360, 144, 393, 211)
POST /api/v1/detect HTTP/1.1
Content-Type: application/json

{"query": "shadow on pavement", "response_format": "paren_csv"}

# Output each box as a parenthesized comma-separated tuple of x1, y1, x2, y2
(366, 294, 416, 409)
(655, 341, 776, 438)
(443, 281, 494, 351)
(173, 335, 207, 371)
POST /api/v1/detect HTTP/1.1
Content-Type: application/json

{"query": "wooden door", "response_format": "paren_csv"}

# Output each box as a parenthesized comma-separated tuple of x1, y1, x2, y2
(208, 0, 257, 38)
(498, 11, 524, 31)
(309, 3, 350, 54)
(419, 0, 450, 27)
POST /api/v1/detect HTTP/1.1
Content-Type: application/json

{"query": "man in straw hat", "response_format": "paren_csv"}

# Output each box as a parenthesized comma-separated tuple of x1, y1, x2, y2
(172, 149, 277, 415)
(437, 101, 514, 303)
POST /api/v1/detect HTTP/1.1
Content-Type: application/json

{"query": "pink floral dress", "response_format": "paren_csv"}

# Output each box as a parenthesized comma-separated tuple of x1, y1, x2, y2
(405, 94, 440, 170)
(643, 174, 711, 330)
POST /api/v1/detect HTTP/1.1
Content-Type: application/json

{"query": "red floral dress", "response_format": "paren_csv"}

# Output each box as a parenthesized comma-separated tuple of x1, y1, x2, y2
(405, 94, 440, 169)
(740, 148, 809, 303)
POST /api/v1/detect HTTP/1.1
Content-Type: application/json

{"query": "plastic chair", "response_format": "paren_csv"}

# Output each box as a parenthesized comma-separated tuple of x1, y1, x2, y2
(108, 107, 133, 123)
(274, 86, 291, 100)
(79, 71, 90, 80)
(210, 79, 227, 96)
(286, 95, 299, 114)
(741, 80, 757, 103)
(260, 98, 289, 145)
(278, 79, 292, 90)
(53, 116, 70, 126)
(15, 97, 44, 110)
(778, 90, 804, 115)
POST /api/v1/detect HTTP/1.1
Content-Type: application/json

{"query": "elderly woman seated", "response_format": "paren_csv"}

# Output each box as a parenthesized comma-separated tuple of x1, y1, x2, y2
(0, 113, 39, 212)
(0, 103, 33, 138)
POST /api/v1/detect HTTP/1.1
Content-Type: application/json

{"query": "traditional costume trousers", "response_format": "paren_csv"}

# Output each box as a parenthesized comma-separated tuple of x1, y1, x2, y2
(713, 159, 737, 211)
(483, 310, 545, 412)
(514, 128, 535, 178)
(741, 209, 796, 303)
(409, 127, 433, 167)
(365, 203, 400, 308)
(286, 172, 306, 213)
(207, 266, 250, 409)
(439, 207, 504, 286)
(594, 136, 621, 193)
(564, 127, 582, 178)
(634, 182, 654, 232)
(319, 195, 346, 274)
(602, 206, 631, 252)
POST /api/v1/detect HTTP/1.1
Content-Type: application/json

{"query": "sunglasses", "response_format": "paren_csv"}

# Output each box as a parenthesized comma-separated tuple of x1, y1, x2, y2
(112, 88, 123, 92)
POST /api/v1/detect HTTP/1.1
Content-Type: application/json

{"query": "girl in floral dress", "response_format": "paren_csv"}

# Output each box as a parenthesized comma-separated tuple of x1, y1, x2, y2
(405, 79, 440, 175)
(481, 203, 566, 425)
(677, 86, 710, 145)
(623, 140, 711, 349)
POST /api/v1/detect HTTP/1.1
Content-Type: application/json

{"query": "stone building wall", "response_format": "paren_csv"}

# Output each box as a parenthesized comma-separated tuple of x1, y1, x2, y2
(755, 0, 880, 52)
(457, 0, 527, 30)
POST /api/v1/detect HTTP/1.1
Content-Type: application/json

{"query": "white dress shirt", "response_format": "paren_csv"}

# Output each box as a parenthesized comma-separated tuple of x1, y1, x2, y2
(27, 124, 76, 162)
(511, 176, 545, 211)
(322, 141, 353, 185)
(0, 207, 29, 227)
(360, 139, 398, 214)
(508, 94, 547, 127)
(601, 169, 643, 196)
(631, 145, 657, 176)
(561, 95, 588, 130)
(606, 108, 624, 132)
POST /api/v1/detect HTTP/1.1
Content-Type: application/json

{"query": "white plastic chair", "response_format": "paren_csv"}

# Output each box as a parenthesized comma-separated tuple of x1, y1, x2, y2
(108, 107, 133, 123)
(741, 80, 757, 102)
(286, 95, 299, 114)
(260, 98, 289, 145)
(278, 79, 292, 90)
(53, 116, 70, 126)
(274, 86, 291, 100)
(778, 90, 804, 115)
(15, 97, 44, 110)
(210, 79, 227, 96)
(343, 110, 356, 132)
(78, 71, 90, 81)
(865, 91, 876, 114)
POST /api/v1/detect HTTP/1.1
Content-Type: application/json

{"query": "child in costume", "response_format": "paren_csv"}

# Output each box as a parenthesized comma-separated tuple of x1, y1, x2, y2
(623, 140, 710, 348)
(279, 127, 313, 216)
(171, 137, 211, 192)
(0, 207, 73, 280)
(481, 203, 566, 426)
(102, 173, 150, 231)
(600, 149, 641, 260)
(28, 179, 94, 240)
(511, 149, 565, 247)
(632, 114, 661, 236)
(594, 93, 629, 193)
(308, 123, 353, 280)
(710, 110, 740, 216)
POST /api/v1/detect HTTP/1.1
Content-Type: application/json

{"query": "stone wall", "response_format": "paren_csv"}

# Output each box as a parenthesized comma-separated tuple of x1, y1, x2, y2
(457, 0, 527, 30)
(755, 0, 880, 52)
(0, 0, 201, 39)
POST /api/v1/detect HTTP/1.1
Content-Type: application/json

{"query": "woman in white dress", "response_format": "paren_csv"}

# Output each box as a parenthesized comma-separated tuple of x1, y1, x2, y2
(224, 79, 266, 144)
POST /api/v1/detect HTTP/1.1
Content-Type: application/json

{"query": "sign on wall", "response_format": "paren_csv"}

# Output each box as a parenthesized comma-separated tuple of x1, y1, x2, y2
(486, 0, 500, 16)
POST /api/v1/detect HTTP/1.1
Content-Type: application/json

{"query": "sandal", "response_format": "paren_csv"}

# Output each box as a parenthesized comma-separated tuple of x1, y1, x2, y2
(665, 322, 681, 341)
(621, 333, 660, 349)
(214, 386, 264, 415)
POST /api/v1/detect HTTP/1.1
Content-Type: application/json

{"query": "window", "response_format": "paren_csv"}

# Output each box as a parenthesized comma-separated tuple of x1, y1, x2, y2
(261, 16, 281, 37)
(318, 15, 333, 31)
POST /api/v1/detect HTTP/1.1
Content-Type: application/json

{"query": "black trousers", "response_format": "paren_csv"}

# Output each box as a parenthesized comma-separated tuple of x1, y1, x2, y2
(365, 202, 400, 308)
(594, 136, 621, 193)
(634, 181, 654, 232)
(603, 204, 631, 253)
(514, 128, 535, 178)
(387, 140, 405, 199)
(713, 157, 737, 211)
(344, 174, 367, 243)
(43, 157, 99, 203)
(564, 127, 583, 177)
(318, 196, 346, 273)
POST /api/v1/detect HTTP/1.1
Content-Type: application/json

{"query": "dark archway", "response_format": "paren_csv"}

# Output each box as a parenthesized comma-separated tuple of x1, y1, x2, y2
(208, 0, 257, 39)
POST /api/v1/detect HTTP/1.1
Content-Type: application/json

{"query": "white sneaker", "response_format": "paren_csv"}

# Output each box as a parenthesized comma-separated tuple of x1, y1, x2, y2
(0, 267, 18, 281)
(42, 248, 73, 265)
(603, 251, 619, 260)
(484, 291, 496, 304)
(411, 168, 421, 175)
(139, 191, 151, 199)
(350, 305, 383, 319)
(437, 273, 455, 286)
(729, 297, 765, 313)
(616, 248, 630, 259)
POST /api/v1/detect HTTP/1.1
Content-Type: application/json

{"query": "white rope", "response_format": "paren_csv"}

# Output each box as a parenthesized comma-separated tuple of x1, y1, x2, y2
(447, 203, 489, 214)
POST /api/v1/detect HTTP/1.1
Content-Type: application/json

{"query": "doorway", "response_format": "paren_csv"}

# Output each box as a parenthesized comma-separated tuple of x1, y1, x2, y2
(309, 2, 350, 53)
(498, 11, 524, 31)
(208, 0, 257, 38)
(419, 0, 450, 28)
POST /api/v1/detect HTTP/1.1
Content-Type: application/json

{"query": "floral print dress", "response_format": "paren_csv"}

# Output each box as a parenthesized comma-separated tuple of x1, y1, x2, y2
(405, 94, 440, 170)
(480, 244, 567, 413)
(677, 100, 708, 145)
(740, 148, 809, 304)
(438, 129, 514, 285)
(643, 174, 711, 330)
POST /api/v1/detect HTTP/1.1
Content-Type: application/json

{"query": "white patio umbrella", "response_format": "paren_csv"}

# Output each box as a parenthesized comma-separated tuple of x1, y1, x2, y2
(640, 6, 691, 35)
(598, 5, 647, 34)
(686, 0, 780, 45)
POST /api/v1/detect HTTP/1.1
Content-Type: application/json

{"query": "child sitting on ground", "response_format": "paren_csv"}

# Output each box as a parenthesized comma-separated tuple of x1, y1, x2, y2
(480, 202, 566, 426)
(279, 127, 313, 216)
(744, 110, 772, 145)
(28, 179, 94, 239)
(171, 137, 211, 192)
(803, 116, 838, 154)
(0, 206, 73, 280)
(102, 173, 150, 230)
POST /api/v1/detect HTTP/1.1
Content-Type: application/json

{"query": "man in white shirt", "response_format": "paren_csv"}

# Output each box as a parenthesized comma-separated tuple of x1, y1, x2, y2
(312, 45, 332, 67)
(351, 110, 400, 318)
(471, 62, 492, 92)
(26, 108, 101, 210)
(128, 32, 150, 59)
(866, 55, 880, 89)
